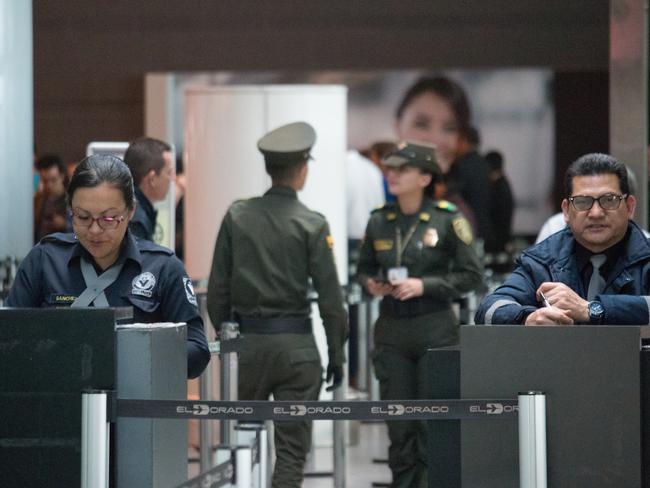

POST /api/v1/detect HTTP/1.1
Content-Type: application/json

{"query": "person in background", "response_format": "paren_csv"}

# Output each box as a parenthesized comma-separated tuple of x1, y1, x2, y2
(207, 122, 348, 488)
(8, 154, 210, 378)
(363, 141, 398, 203)
(33, 154, 69, 242)
(394, 76, 484, 238)
(123, 137, 174, 241)
(357, 142, 483, 487)
(485, 150, 514, 253)
(476, 153, 650, 327)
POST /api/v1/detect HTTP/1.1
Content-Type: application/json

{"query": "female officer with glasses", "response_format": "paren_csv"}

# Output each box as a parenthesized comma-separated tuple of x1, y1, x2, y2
(356, 142, 484, 488)
(6, 154, 210, 378)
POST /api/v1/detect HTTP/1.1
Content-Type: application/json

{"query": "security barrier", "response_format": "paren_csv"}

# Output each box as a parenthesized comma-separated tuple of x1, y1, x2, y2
(81, 392, 547, 488)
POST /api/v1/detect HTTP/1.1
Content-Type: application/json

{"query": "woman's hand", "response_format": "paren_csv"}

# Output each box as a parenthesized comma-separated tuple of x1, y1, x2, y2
(391, 278, 424, 301)
(366, 278, 394, 297)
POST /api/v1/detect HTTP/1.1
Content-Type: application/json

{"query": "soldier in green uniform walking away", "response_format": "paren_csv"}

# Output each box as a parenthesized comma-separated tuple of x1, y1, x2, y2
(207, 121, 348, 488)
(357, 142, 484, 488)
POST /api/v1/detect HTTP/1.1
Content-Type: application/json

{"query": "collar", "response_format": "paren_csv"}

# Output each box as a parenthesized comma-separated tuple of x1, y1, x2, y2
(527, 221, 650, 268)
(135, 187, 157, 220)
(574, 227, 630, 274)
(68, 230, 143, 268)
(264, 186, 298, 199)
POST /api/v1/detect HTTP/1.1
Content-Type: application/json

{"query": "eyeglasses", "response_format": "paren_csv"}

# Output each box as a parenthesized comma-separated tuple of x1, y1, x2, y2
(568, 193, 628, 212)
(71, 210, 127, 230)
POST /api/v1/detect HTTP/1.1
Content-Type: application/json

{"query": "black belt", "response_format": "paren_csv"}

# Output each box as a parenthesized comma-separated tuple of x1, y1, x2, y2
(380, 296, 450, 318)
(237, 315, 312, 334)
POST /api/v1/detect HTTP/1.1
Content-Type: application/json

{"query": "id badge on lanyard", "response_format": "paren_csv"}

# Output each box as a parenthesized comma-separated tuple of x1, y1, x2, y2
(387, 222, 417, 284)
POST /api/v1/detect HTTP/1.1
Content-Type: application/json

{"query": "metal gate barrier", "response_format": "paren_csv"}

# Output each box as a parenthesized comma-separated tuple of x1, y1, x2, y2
(81, 392, 547, 488)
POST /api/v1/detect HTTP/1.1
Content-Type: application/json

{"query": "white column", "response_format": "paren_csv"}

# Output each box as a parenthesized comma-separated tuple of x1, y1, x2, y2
(0, 0, 33, 257)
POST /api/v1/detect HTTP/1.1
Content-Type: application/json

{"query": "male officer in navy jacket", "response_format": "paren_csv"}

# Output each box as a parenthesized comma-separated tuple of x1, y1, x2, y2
(476, 153, 650, 326)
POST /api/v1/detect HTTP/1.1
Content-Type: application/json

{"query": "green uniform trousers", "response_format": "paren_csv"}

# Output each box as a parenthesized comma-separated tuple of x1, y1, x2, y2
(373, 309, 458, 488)
(238, 333, 323, 488)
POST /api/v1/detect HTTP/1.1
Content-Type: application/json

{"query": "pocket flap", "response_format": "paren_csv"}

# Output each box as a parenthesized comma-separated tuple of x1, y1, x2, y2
(289, 348, 321, 365)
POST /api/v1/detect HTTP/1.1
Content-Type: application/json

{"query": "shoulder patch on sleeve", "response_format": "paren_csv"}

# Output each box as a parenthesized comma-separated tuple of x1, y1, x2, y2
(452, 217, 473, 245)
(183, 277, 198, 306)
(326, 235, 335, 249)
(435, 200, 457, 212)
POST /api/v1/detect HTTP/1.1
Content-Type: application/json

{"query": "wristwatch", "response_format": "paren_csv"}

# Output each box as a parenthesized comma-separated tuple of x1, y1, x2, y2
(587, 301, 605, 324)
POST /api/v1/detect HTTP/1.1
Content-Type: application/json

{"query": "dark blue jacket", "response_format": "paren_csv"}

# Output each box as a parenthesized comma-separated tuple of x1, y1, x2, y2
(129, 187, 157, 241)
(475, 221, 650, 325)
(7, 232, 210, 378)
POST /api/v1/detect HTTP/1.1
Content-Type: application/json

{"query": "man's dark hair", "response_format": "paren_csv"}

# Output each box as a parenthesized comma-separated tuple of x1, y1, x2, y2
(265, 160, 306, 185)
(123, 137, 171, 186)
(67, 154, 135, 210)
(564, 153, 629, 197)
(465, 126, 481, 147)
(484, 150, 504, 171)
(36, 154, 69, 187)
(36, 154, 66, 175)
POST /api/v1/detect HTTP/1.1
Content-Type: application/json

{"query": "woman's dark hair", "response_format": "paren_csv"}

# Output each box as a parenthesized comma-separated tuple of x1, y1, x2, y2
(395, 76, 472, 137)
(67, 154, 136, 210)
(564, 153, 629, 197)
(421, 169, 438, 199)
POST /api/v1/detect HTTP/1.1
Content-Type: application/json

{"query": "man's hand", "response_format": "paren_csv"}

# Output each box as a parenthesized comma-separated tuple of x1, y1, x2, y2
(525, 306, 574, 326)
(390, 278, 424, 301)
(366, 278, 394, 297)
(325, 364, 343, 392)
(537, 282, 589, 322)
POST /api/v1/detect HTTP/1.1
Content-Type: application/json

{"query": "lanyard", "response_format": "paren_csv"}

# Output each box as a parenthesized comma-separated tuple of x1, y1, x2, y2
(395, 221, 419, 267)
(72, 256, 125, 307)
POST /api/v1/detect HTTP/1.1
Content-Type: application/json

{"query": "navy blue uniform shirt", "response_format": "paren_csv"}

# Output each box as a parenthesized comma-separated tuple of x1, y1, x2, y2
(6, 231, 210, 378)
(129, 187, 157, 241)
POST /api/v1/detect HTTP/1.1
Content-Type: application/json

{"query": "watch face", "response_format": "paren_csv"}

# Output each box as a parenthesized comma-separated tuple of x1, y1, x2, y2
(589, 301, 604, 317)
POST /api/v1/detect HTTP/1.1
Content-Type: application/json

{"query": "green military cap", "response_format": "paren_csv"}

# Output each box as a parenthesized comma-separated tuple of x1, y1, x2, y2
(257, 121, 316, 166)
(382, 141, 441, 175)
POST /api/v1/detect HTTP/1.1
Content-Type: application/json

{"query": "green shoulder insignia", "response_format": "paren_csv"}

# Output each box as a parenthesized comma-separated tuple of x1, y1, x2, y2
(435, 200, 457, 212)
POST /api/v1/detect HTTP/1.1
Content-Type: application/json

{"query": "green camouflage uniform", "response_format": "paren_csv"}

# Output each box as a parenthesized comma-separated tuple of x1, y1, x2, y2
(357, 198, 483, 488)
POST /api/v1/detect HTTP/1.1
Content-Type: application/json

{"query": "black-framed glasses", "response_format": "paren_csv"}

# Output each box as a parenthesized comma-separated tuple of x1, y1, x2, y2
(71, 210, 127, 230)
(568, 193, 628, 212)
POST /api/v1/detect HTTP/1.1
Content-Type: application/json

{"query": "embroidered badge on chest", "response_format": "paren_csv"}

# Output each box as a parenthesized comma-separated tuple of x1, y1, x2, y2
(132, 272, 156, 298)
(183, 277, 198, 306)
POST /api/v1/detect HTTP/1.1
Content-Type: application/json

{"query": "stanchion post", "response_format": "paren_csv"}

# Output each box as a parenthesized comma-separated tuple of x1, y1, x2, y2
(258, 427, 268, 488)
(367, 298, 380, 401)
(518, 391, 547, 488)
(235, 447, 253, 488)
(332, 384, 346, 488)
(220, 321, 240, 445)
(356, 297, 368, 392)
(198, 291, 214, 474)
(81, 390, 110, 488)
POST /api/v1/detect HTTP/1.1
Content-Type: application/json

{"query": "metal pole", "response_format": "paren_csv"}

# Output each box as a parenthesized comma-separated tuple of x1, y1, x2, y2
(220, 321, 240, 445)
(356, 297, 368, 392)
(518, 391, 547, 488)
(333, 383, 346, 488)
(198, 291, 214, 473)
(235, 447, 253, 488)
(367, 298, 380, 401)
(258, 427, 268, 488)
(81, 391, 109, 488)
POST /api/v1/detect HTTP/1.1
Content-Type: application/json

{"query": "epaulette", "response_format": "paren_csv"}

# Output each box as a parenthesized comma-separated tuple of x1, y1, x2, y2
(40, 232, 77, 245)
(137, 239, 174, 256)
(434, 200, 457, 212)
(371, 203, 398, 221)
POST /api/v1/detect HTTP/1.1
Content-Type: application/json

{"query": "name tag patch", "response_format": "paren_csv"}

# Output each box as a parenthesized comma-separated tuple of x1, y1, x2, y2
(132, 272, 156, 298)
(50, 294, 77, 305)
(373, 239, 393, 252)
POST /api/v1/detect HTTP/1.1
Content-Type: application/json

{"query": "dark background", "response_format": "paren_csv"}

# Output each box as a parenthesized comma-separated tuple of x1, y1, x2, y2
(34, 1, 611, 207)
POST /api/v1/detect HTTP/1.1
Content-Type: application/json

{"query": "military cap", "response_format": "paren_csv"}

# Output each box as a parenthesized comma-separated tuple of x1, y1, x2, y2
(257, 121, 316, 166)
(382, 141, 440, 175)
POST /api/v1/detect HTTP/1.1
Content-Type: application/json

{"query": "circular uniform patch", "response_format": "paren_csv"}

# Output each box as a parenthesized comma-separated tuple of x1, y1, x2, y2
(132, 272, 156, 298)
(452, 217, 473, 245)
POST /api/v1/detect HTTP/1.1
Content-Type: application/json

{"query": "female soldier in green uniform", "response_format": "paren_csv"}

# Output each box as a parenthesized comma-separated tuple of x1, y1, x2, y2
(356, 142, 483, 487)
